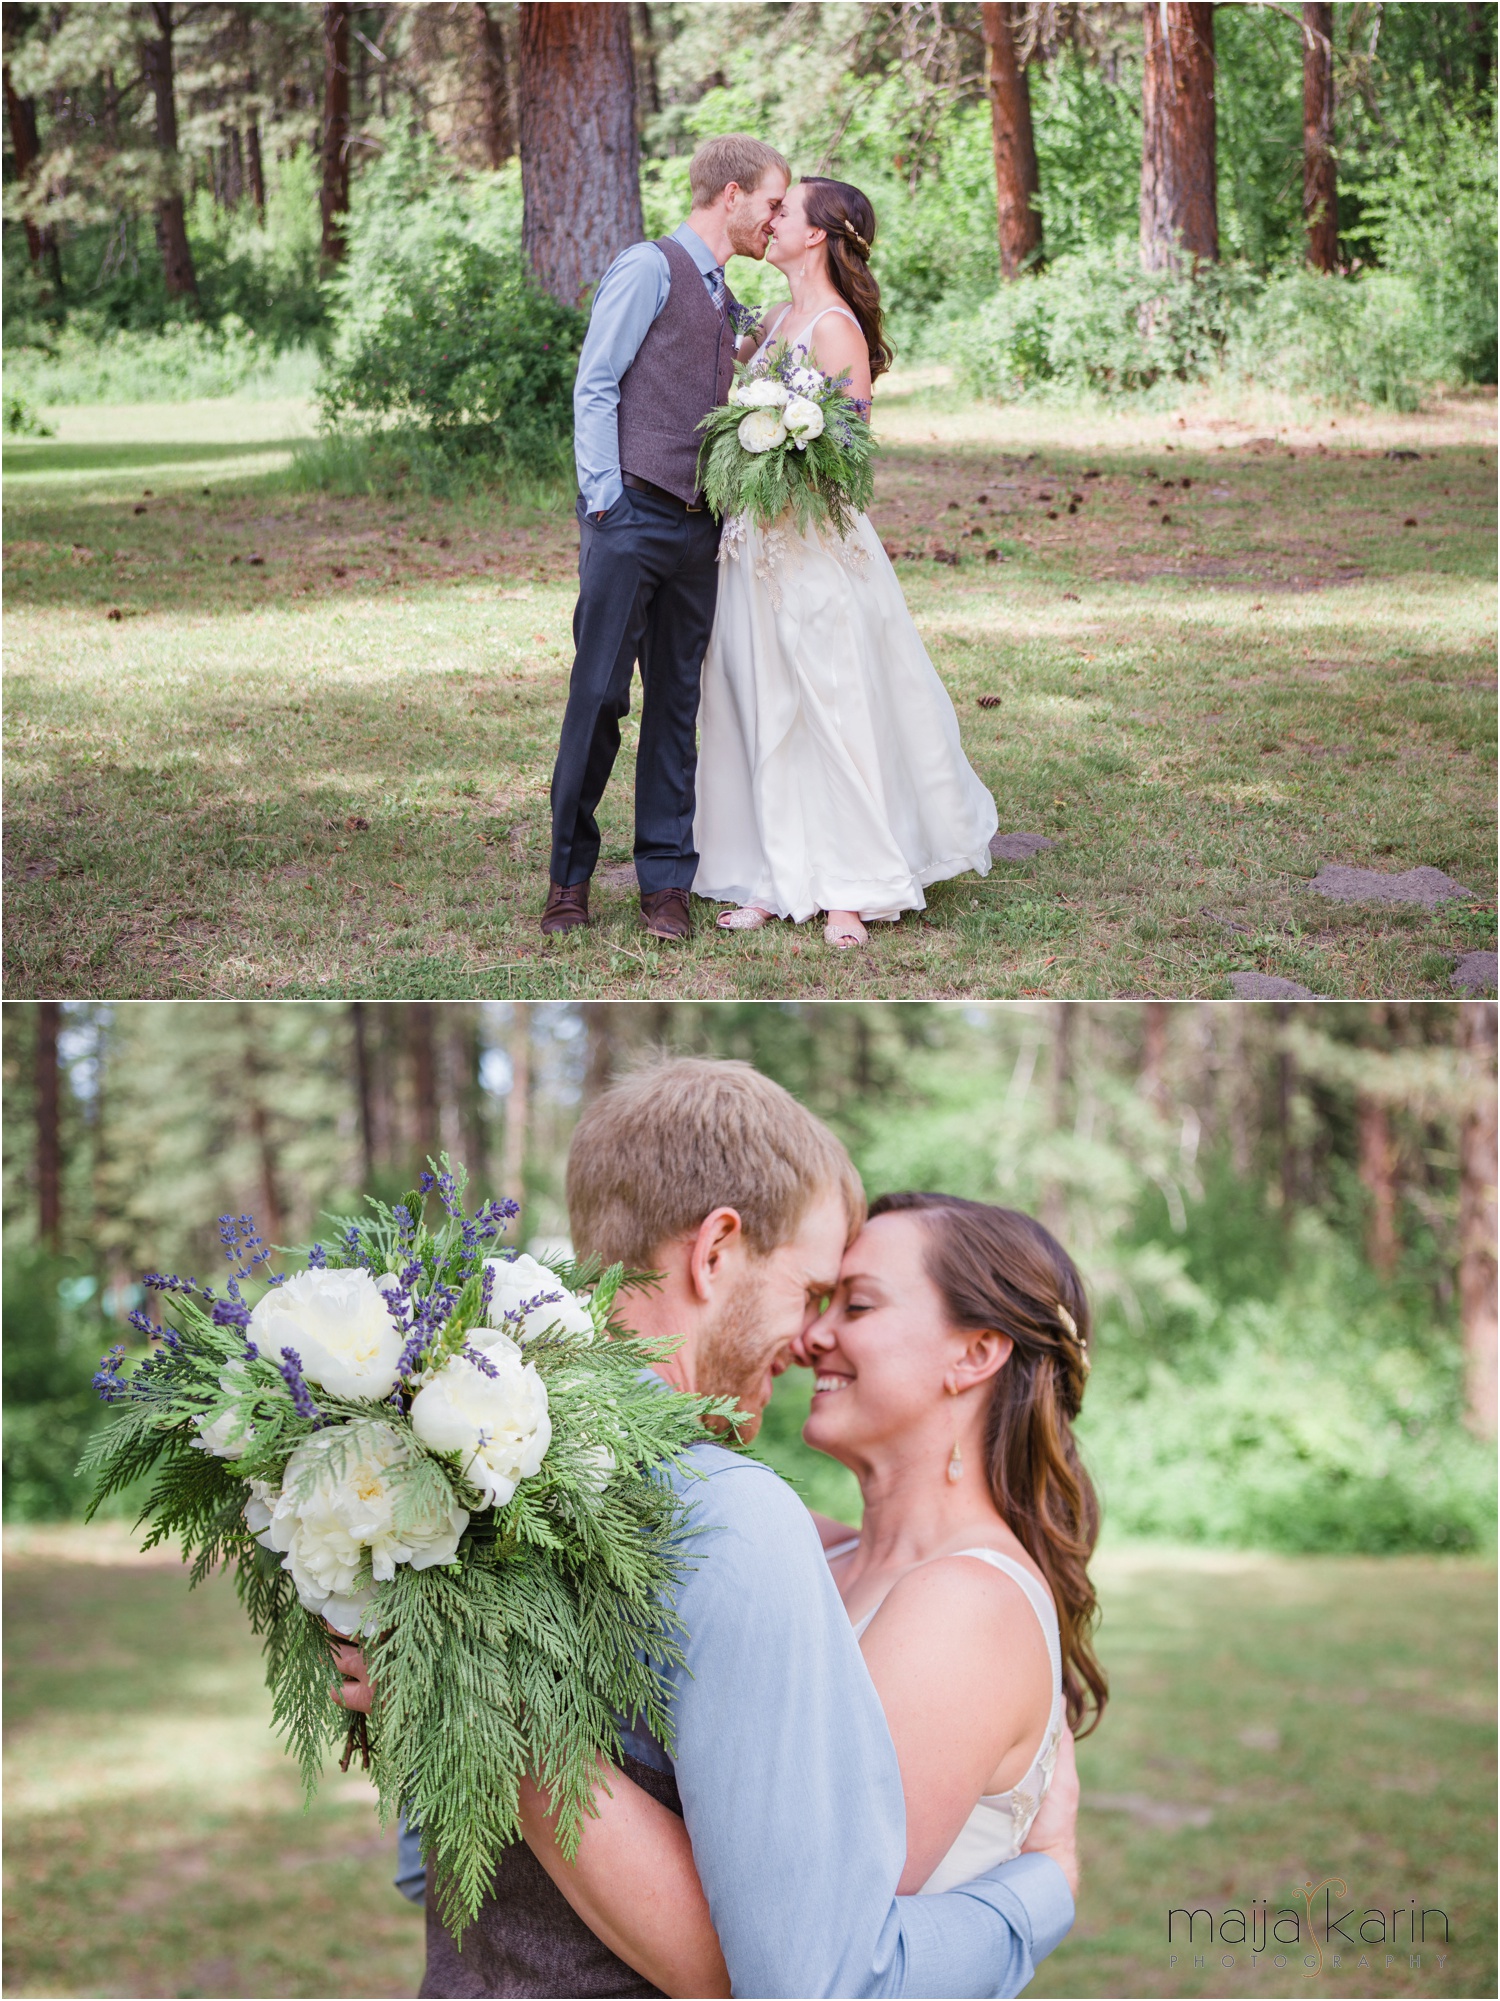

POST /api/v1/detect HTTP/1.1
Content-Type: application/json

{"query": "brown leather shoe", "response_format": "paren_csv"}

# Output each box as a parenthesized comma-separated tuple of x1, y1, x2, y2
(640, 886, 692, 941)
(540, 879, 590, 936)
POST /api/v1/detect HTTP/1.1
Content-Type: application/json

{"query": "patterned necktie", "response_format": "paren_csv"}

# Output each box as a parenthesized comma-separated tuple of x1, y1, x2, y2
(708, 265, 726, 312)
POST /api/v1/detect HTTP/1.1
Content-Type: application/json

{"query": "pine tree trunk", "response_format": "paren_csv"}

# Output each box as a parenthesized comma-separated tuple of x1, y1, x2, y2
(1458, 1006, 1497, 1438)
(320, 3, 351, 266)
(4, 65, 45, 273)
(455, 1009, 487, 1181)
(408, 1003, 439, 1174)
(1357, 1095, 1399, 1277)
(239, 1010, 285, 1247)
(1140, 1, 1218, 272)
(980, 3, 1042, 279)
(351, 1002, 376, 1184)
(500, 1004, 533, 1236)
(245, 114, 266, 218)
(517, 2, 643, 306)
(142, 4, 199, 300)
(633, 2, 660, 119)
(1140, 1002, 1170, 1115)
(473, 3, 514, 167)
(1302, 2, 1337, 271)
(580, 1005, 619, 1101)
(1275, 1003, 1297, 1219)
(35, 1002, 61, 1254)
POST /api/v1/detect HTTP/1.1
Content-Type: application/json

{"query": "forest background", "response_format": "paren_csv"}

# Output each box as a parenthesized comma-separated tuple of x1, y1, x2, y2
(3, 998, 1496, 2000)
(4, 2, 1496, 444)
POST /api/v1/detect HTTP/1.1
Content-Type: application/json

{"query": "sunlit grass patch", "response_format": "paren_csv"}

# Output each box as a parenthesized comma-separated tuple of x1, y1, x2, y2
(3, 392, 1494, 999)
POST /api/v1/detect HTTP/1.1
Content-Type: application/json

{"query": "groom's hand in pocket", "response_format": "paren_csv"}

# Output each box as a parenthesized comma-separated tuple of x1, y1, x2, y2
(330, 1638, 374, 1714)
(1021, 1724, 1080, 1900)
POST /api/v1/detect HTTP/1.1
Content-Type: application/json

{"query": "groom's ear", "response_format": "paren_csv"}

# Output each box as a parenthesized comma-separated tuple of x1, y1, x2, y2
(687, 1205, 746, 1302)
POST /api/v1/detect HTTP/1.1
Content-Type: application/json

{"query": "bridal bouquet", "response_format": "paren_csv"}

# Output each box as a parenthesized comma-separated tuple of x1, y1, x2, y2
(82, 1165, 736, 1936)
(697, 338, 874, 537)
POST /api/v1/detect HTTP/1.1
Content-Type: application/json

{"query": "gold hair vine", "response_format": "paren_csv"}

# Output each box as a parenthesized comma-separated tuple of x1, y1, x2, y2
(1056, 1304, 1080, 1342)
(841, 222, 871, 257)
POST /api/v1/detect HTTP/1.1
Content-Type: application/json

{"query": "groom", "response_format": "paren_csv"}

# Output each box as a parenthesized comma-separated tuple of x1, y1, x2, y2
(541, 135, 790, 945)
(343, 1058, 1080, 1998)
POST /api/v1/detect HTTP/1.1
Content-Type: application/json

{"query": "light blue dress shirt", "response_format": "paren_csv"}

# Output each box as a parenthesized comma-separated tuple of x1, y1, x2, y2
(573, 222, 725, 514)
(621, 1442, 1075, 1998)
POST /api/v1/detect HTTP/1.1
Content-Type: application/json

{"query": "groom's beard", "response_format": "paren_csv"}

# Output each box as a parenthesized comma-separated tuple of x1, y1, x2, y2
(726, 207, 770, 260)
(695, 1269, 775, 1442)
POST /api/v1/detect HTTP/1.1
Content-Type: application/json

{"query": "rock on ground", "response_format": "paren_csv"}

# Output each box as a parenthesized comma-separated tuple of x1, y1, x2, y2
(1307, 863, 1475, 908)
(1228, 972, 1323, 1000)
(1451, 950, 1498, 994)
(990, 831, 1057, 861)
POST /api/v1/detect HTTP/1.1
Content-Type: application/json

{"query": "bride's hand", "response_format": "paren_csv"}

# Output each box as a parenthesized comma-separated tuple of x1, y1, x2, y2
(1021, 1724, 1080, 1901)
(329, 1637, 375, 1714)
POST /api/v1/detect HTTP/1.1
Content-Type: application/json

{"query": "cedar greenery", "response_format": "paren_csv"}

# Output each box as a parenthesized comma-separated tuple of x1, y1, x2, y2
(79, 1165, 738, 1939)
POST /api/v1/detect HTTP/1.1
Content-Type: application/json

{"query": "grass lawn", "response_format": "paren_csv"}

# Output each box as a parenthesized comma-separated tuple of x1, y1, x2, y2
(3, 1524, 1492, 1999)
(3, 386, 1494, 1000)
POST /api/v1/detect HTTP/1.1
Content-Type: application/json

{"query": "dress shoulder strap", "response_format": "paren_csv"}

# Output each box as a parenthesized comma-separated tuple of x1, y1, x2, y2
(948, 1549, 1062, 1680)
(823, 1535, 860, 1560)
(802, 304, 863, 338)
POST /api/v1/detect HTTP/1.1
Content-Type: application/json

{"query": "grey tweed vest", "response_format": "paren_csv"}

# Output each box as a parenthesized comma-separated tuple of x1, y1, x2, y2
(616, 237, 740, 503)
(418, 1753, 683, 1999)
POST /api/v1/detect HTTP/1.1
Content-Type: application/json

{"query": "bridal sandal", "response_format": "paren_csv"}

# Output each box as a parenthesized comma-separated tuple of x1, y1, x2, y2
(717, 905, 774, 931)
(823, 913, 869, 950)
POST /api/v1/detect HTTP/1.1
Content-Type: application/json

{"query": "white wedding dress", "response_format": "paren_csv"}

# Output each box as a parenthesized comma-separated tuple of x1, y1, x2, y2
(693, 306, 999, 924)
(825, 1538, 1065, 1894)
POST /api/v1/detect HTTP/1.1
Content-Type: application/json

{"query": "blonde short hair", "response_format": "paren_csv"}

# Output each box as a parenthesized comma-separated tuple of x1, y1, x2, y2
(567, 1056, 865, 1270)
(689, 134, 790, 209)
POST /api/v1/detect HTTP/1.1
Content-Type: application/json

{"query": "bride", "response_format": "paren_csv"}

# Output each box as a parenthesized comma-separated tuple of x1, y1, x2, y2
(695, 177, 1000, 950)
(515, 1191, 1107, 1996)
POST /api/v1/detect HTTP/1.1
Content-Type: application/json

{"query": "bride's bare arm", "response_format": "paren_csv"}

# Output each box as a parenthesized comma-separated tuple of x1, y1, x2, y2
(857, 1557, 1054, 1894)
(518, 1766, 730, 2000)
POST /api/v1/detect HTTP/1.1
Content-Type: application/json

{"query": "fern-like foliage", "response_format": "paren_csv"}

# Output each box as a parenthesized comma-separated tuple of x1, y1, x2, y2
(79, 1160, 738, 1939)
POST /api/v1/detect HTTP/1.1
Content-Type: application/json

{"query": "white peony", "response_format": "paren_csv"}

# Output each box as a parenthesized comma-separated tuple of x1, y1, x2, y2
(787, 365, 823, 398)
(483, 1253, 595, 1343)
(782, 396, 825, 449)
(249, 1267, 404, 1400)
(738, 408, 788, 454)
(193, 1363, 255, 1459)
(409, 1348, 552, 1510)
(259, 1422, 469, 1621)
(737, 376, 790, 409)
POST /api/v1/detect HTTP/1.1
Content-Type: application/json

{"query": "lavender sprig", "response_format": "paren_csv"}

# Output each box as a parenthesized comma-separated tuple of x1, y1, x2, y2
(277, 1347, 321, 1423)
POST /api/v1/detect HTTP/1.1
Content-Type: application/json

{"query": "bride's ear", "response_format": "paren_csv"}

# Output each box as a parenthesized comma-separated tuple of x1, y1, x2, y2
(945, 1330, 1012, 1396)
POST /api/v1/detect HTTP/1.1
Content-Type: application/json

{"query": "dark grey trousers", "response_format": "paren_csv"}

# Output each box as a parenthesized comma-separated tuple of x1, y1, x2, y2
(548, 487, 721, 895)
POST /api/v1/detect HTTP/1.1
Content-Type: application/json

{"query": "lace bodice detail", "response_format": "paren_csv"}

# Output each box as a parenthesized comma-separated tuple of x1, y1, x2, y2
(826, 1540, 1065, 1895)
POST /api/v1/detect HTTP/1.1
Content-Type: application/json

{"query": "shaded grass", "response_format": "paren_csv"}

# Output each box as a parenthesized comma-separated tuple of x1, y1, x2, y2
(3, 391, 1494, 999)
(1035, 1547, 1497, 2000)
(3, 1526, 1491, 1999)
(2, 1528, 424, 1999)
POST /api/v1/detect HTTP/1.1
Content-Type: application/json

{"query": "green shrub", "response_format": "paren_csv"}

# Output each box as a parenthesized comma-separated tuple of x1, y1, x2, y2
(951, 250, 1465, 410)
(315, 134, 583, 478)
(318, 237, 583, 474)
(2, 1252, 108, 1522)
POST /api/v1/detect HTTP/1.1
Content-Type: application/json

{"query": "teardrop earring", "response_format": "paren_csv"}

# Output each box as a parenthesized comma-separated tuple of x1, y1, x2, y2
(947, 1437, 964, 1484)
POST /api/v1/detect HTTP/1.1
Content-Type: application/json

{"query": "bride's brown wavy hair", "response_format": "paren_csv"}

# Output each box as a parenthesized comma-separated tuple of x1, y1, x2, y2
(799, 176, 895, 382)
(868, 1191, 1108, 1737)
